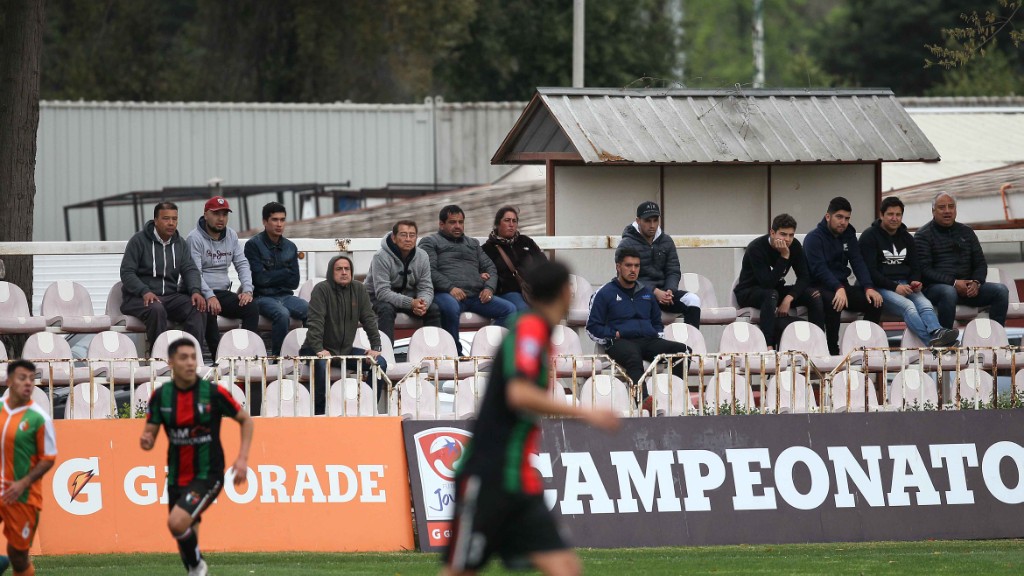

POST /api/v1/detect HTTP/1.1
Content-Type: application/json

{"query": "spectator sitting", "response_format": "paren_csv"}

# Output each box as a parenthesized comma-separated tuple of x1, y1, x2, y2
(618, 201, 701, 328)
(860, 197, 959, 347)
(119, 202, 206, 352)
(733, 213, 825, 349)
(420, 205, 516, 355)
(915, 192, 1009, 329)
(365, 219, 441, 341)
(482, 205, 548, 312)
(300, 255, 387, 415)
(186, 196, 260, 358)
(586, 247, 690, 411)
(244, 201, 307, 356)
(803, 196, 883, 355)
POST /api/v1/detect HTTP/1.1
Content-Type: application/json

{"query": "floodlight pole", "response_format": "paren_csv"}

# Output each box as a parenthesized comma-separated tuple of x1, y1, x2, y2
(752, 0, 765, 88)
(573, 0, 585, 88)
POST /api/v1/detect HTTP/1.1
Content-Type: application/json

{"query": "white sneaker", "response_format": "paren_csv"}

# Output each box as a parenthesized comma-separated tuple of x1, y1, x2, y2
(188, 559, 209, 576)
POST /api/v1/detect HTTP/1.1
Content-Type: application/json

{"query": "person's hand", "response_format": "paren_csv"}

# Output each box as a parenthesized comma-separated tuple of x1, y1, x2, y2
(480, 288, 493, 303)
(450, 287, 466, 301)
(895, 284, 913, 297)
(191, 293, 207, 312)
(140, 429, 156, 451)
(142, 292, 160, 307)
(239, 292, 253, 306)
(2, 479, 28, 505)
(910, 281, 923, 292)
(866, 288, 883, 308)
(954, 279, 971, 297)
(615, 331, 621, 339)
(966, 280, 980, 298)
(776, 295, 793, 317)
(366, 350, 381, 360)
(773, 237, 790, 259)
(316, 349, 331, 359)
(230, 459, 249, 487)
(411, 298, 427, 316)
(582, 409, 620, 432)
(207, 296, 222, 315)
(832, 287, 848, 312)
(480, 272, 490, 281)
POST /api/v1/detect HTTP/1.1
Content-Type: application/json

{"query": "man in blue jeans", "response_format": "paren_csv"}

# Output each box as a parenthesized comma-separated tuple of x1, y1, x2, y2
(420, 205, 516, 355)
(860, 197, 959, 347)
(244, 201, 308, 355)
(915, 192, 1009, 329)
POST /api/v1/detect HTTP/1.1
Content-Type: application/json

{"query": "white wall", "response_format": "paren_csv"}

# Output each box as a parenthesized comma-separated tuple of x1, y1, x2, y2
(770, 164, 877, 233)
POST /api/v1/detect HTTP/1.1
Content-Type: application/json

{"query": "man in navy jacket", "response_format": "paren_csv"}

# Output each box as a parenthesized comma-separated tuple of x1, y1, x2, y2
(587, 247, 690, 407)
(803, 197, 883, 354)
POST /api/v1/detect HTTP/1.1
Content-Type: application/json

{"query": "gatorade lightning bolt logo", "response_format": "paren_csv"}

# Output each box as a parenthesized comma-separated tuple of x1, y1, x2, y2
(69, 470, 96, 503)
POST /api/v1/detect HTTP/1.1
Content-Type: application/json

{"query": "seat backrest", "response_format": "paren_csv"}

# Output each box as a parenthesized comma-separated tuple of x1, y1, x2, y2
(779, 321, 831, 358)
(579, 375, 633, 415)
(719, 321, 768, 354)
(281, 327, 308, 357)
(766, 369, 814, 413)
(569, 274, 595, 310)
(217, 329, 268, 361)
(408, 326, 459, 364)
(831, 370, 879, 412)
(354, 328, 397, 366)
(704, 373, 753, 412)
(841, 320, 889, 355)
(455, 376, 487, 419)
(991, 266, 1020, 303)
(900, 327, 927, 350)
(729, 276, 742, 308)
(470, 326, 507, 358)
(105, 282, 125, 318)
(550, 324, 583, 356)
(23, 332, 73, 361)
(151, 330, 204, 362)
(663, 323, 707, 354)
(42, 280, 93, 318)
(955, 366, 995, 404)
(681, 273, 719, 307)
(298, 277, 325, 302)
(0, 282, 32, 317)
(889, 368, 939, 409)
(645, 373, 693, 416)
(962, 318, 1009, 348)
(329, 378, 376, 416)
(263, 379, 312, 417)
(392, 374, 439, 419)
(88, 331, 139, 359)
(65, 382, 114, 420)
(1, 387, 51, 416)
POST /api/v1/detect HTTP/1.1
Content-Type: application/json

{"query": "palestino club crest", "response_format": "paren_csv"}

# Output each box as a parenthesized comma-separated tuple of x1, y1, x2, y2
(413, 427, 473, 522)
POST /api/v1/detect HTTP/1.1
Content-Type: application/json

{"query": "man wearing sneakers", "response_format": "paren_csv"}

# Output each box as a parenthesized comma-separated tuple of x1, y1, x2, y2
(860, 197, 959, 348)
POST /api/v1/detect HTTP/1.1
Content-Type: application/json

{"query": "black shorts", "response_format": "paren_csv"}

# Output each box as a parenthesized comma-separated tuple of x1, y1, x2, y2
(442, 475, 568, 571)
(167, 478, 223, 522)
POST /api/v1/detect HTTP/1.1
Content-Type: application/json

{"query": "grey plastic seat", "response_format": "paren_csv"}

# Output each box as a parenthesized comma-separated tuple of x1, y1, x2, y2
(0, 281, 46, 335)
(41, 280, 111, 333)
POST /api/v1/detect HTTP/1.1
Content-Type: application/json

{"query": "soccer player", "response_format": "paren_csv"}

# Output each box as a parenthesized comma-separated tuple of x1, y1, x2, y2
(442, 261, 620, 576)
(141, 338, 254, 576)
(0, 360, 57, 576)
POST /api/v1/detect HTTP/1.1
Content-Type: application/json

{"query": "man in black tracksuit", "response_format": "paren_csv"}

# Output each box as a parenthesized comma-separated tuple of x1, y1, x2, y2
(734, 214, 824, 348)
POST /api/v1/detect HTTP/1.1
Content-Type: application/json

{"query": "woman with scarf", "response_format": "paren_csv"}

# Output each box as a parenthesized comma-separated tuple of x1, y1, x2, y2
(482, 206, 548, 311)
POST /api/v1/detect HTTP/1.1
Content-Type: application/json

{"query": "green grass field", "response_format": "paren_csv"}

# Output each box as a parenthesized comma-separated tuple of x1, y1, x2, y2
(34, 540, 1024, 575)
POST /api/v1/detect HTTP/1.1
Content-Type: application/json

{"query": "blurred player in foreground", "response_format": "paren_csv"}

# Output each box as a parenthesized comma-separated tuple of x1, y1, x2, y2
(442, 261, 620, 576)
(141, 338, 254, 576)
(0, 360, 57, 576)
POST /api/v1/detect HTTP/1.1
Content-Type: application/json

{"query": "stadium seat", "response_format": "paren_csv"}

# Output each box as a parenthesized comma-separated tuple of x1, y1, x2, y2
(297, 277, 325, 302)
(551, 324, 600, 378)
(454, 376, 487, 419)
(681, 273, 737, 325)
(566, 275, 594, 327)
(578, 375, 633, 416)
(64, 381, 115, 420)
(840, 320, 893, 372)
(458, 312, 491, 330)
(216, 329, 280, 381)
(279, 327, 310, 381)
(830, 370, 879, 413)
(23, 332, 91, 385)
(150, 330, 215, 379)
(952, 366, 995, 407)
(765, 369, 817, 414)
(0, 340, 7, 384)
(644, 374, 695, 416)
(87, 330, 153, 383)
(353, 328, 397, 387)
(778, 321, 844, 373)
(0, 386, 50, 416)
(719, 321, 775, 374)
(41, 280, 112, 333)
(217, 316, 242, 331)
(257, 313, 304, 334)
(403, 326, 466, 380)
(328, 378, 376, 417)
(729, 276, 807, 325)
(961, 318, 1024, 370)
(704, 372, 754, 413)
(900, 328, 967, 371)
(263, 378, 312, 417)
(888, 368, 938, 410)
(0, 281, 46, 335)
(389, 374, 452, 420)
(991, 267, 1024, 319)
(664, 323, 713, 375)
(104, 282, 146, 333)
(467, 325, 507, 371)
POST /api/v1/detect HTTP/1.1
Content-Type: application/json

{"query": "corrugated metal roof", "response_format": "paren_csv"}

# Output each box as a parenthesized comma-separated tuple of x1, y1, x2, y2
(889, 162, 1024, 205)
(494, 87, 939, 165)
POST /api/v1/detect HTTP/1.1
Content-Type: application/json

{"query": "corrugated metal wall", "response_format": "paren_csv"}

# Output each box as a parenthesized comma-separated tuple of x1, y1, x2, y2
(35, 99, 526, 242)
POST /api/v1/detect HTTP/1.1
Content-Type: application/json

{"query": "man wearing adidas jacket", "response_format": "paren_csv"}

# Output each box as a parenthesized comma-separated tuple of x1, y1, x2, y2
(587, 247, 690, 406)
(120, 202, 206, 351)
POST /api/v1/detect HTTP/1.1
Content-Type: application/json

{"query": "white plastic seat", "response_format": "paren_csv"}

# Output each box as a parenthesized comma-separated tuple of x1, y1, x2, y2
(389, 374, 453, 420)
(550, 324, 600, 378)
(150, 330, 216, 378)
(217, 316, 242, 331)
(952, 366, 995, 407)
(262, 378, 312, 417)
(664, 323, 712, 375)
(297, 277, 325, 302)
(41, 280, 112, 333)
(468, 325, 507, 371)
(830, 370, 879, 413)
(962, 318, 1024, 369)
(216, 329, 279, 380)
(578, 375, 633, 416)
(1, 386, 51, 416)
(645, 374, 695, 416)
(87, 331, 152, 383)
(840, 320, 894, 371)
(64, 381, 115, 420)
(0, 282, 46, 335)
(991, 267, 1024, 319)
(279, 327, 310, 381)
(353, 328, 398, 386)
(704, 372, 754, 413)
(23, 332, 92, 385)
(765, 369, 817, 414)
(0, 341, 7, 384)
(567, 275, 595, 327)
(681, 273, 736, 325)
(454, 376, 487, 419)
(404, 326, 466, 380)
(888, 368, 938, 410)
(719, 321, 776, 373)
(329, 378, 376, 417)
(104, 282, 146, 333)
(779, 321, 844, 373)
(900, 328, 968, 371)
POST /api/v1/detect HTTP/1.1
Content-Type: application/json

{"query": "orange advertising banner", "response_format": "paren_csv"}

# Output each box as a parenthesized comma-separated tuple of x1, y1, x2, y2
(27, 418, 414, 555)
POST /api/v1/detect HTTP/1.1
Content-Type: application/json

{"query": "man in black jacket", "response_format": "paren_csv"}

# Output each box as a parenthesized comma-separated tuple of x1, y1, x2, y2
(860, 197, 958, 347)
(617, 201, 701, 327)
(915, 193, 1008, 328)
(733, 214, 824, 349)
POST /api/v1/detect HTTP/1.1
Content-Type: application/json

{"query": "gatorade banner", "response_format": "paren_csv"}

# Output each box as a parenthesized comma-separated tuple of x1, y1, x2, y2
(34, 418, 413, 554)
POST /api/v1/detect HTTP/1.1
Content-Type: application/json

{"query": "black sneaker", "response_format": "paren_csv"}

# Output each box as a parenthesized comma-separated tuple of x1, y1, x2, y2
(928, 328, 959, 348)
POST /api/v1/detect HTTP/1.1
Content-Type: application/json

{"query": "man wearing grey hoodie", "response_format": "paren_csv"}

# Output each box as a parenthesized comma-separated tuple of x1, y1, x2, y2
(186, 196, 260, 357)
(365, 220, 441, 340)
(300, 255, 387, 414)
(120, 202, 206, 351)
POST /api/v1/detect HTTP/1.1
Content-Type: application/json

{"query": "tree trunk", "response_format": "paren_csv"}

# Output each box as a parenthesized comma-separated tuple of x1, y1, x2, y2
(0, 0, 45, 335)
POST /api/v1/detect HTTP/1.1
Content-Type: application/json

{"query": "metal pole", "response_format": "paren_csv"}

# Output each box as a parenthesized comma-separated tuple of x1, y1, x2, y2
(669, 0, 685, 81)
(573, 0, 586, 88)
(752, 0, 765, 88)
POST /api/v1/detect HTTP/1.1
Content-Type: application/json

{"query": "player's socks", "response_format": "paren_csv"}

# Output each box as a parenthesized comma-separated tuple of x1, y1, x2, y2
(13, 563, 34, 576)
(174, 527, 201, 569)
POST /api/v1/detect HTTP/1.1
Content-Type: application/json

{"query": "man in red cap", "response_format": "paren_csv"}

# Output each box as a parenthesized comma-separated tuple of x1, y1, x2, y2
(186, 196, 260, 358)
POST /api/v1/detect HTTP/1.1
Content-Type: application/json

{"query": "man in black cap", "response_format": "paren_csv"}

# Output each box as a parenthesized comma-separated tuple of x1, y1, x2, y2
(617, 201, 701, 327)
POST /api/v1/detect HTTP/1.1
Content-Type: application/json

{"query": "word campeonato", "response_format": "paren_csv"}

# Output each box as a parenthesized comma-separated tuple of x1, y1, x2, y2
(53, 457, 390, 516)
(532, 442, 1024, 514)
